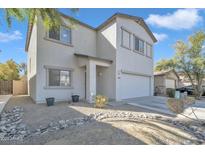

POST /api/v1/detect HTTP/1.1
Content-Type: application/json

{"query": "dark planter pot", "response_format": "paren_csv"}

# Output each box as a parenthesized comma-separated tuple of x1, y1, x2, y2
(72, 95, 79, 102)
(46, 97, 55, 106)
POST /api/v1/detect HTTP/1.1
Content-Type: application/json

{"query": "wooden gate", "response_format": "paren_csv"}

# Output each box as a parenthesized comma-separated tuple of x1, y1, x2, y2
(0, 80, 13, 95)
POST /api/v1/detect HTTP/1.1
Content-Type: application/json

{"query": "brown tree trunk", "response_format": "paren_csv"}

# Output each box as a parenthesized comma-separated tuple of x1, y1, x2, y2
(194, 84, 202, 100)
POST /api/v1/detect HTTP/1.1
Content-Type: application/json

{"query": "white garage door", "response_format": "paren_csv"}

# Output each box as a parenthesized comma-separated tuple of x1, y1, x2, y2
(165, 79, 175, 89)
(120, 73, 151, 99)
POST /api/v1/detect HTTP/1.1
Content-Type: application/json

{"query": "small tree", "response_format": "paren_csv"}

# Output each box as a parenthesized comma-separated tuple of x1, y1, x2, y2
(1, 8, 78, 29)
(155, 31, 205, 99)
(155, 59, 174, 71)
(0, 59, 20, 80)
(167, 97, 203, 125)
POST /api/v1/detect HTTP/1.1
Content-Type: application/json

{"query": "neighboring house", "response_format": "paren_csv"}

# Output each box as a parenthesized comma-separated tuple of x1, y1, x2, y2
(25, 13, 157, 103)
(154, 69, 179, 95)
(178, 72, 205, 87)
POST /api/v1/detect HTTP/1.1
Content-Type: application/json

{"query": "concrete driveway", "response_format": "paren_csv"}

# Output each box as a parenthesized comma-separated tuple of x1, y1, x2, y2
(0, 95, 12, 113)
(124, 96, 205, 120)
(124, 96, 174, 115)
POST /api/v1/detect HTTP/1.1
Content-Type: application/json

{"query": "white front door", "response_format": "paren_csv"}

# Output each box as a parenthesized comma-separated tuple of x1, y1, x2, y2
(120, 74, 151, 99)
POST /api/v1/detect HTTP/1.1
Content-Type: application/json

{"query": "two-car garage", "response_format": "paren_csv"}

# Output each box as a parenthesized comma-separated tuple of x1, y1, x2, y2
(119, 71, 151, 100)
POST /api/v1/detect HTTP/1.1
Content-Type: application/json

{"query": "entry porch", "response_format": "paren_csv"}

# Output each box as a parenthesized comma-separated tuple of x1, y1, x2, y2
(75, 53, 112, 103)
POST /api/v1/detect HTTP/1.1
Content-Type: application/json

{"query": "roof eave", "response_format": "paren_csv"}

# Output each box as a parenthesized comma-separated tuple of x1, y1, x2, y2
(25, 22, 34, 52)
(25, 12, 157, 52)
(97, 13, 157, 43)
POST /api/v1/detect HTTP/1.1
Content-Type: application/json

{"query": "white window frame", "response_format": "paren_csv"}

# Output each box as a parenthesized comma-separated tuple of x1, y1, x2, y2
(146, 43, 153, 58)
(60, 26, 72, 44)
(133, 35, 145, 55)
(121, 27, 131, 50)
(47, 25, 72, 46)
(44, 65, 73, 89)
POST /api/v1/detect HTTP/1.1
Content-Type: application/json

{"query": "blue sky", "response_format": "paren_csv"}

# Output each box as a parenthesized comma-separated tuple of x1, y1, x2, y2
(0, 8, 205, 65)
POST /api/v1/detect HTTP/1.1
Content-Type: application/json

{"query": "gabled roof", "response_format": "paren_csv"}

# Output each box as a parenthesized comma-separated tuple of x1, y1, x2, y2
(25, 12, 157, 52)
(154, 69, 180, 79)
(96, 13, 157, 43)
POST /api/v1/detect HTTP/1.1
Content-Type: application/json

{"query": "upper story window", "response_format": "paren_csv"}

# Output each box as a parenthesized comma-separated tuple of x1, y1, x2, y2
(134, 36, 145, 54)
(121, 28, 131, 49)
(48, 26, 71, 44)
(146, 43, 152, 58)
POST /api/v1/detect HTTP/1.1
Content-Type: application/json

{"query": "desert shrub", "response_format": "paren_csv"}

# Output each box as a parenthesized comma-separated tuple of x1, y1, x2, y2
(166, 88, 175, 98)
(94, 95, 108, 108)
(182, 97, 195, 106)
(166, 97, 203, 124)
(167, 98, 184, 114)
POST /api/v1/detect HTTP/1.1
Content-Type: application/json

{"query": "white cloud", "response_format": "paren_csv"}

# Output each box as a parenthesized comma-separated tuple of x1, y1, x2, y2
(153, 33, 168, 42)
(0, 30, 23, 42)
(146, 9, 202, 30)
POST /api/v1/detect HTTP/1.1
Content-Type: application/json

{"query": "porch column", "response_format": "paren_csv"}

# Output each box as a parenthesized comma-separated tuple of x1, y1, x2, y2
(86, 61, 96, 103)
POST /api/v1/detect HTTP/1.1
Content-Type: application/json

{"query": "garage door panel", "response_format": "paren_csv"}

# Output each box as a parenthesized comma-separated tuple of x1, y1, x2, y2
(165, 79, 175, 89)
(120, 74, 150, 99)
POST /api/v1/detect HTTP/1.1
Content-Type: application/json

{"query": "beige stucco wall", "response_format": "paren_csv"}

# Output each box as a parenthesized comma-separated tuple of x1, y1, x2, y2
(154, 71, 179, 95)
(27, 15, 156, 103)
(115, 17, 154, 100)
(96, 20, 117, 100)
(154, 75, 166, 95)
(27, 22, 37, 101)
(34, 17, 96, 103)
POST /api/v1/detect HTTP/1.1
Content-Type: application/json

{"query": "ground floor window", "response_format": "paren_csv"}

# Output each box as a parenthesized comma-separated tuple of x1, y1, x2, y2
(45, 66, 72, 88)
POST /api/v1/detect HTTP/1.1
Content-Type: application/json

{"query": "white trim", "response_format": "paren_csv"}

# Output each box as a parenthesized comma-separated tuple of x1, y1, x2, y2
(121, 27, 131, 50)
(133, 35, 145, 55)
(146, 42, 153, 59)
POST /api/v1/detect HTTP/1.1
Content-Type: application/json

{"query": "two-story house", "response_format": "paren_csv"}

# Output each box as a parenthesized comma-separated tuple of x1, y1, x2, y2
(25, 13, 157, 103)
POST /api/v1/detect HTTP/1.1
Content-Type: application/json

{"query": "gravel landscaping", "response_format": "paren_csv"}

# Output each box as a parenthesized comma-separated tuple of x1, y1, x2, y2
(1, 96, 205, 145)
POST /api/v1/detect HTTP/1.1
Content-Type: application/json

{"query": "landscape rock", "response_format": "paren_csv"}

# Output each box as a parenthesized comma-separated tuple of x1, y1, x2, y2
(1, 106, 205, 144)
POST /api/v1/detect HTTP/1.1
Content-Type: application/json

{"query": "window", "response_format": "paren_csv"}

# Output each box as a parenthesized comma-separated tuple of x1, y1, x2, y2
(47, 68, 72, 87)
(134, 36, 144, 53)
(121, 28, 131, 49)
(49, 27, 60, 40)
(146, 43, 152, 58)
(60, 27, 71, 44)
(48, 26, 71, 44)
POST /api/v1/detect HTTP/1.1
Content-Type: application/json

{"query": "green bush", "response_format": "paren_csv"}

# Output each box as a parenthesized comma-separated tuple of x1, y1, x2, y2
(166, 88, 175, 98)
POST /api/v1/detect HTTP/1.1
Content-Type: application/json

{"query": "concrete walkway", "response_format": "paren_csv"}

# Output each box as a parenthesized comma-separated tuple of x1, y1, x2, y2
(0, 95, 12, 113)
(124, 96, 205, 120)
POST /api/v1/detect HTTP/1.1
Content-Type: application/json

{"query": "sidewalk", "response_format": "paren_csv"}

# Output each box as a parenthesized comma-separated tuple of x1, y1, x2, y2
(0, 95, 12, 113)
(125, 96, 205, 120)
